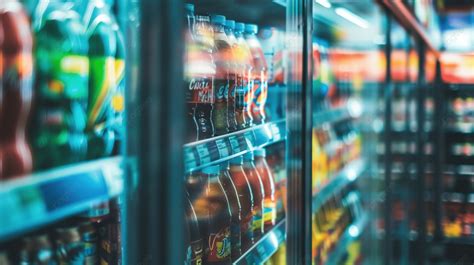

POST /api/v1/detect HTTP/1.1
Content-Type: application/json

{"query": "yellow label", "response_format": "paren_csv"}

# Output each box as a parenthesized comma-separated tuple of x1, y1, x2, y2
(61, 55, 89, 75)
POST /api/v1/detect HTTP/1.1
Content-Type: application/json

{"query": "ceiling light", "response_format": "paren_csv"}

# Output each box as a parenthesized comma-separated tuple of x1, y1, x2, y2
(315, 0, 331, 8)
(335, 7, 369, 29)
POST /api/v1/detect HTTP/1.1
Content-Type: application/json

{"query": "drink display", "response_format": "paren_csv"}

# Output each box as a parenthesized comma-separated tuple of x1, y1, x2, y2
(31, 1, 89, 170)
(0, 0, 33, 179)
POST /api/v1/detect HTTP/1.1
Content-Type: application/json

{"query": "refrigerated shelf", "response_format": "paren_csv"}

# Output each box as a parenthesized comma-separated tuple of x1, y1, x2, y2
(0, 157, 124, 241)
(325, 212, 369, 265)
(184, 119, 286, 173)
(312, 159, 366, 214)
(233, 219, 286, 265)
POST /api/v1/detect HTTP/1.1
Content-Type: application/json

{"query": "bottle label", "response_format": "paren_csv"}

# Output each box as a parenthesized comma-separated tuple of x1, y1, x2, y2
(185, 239, 204, 265)
(252, 78, 268, 108)
(252, 210, 263, 233)
(112, 58, 126, 113)
(187, 77, 214, 104)
(88, 56, 115, 127)
(207, 227, 231, 261)
(263, 200, 277, 225)
(243, 79, 254, 111)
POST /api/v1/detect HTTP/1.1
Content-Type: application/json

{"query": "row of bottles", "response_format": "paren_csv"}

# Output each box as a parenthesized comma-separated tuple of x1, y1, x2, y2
(184, 3, 288, 143)
(312, 121, 362, 191)
(184, 147, 285, 264)
(0, 0, 125, 180)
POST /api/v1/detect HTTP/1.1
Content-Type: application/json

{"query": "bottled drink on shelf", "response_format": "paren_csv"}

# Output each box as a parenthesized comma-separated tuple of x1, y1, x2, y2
(219, 162, 242, 260)
(245, 24, 268, 125)
(76, 0, 124, 159)
(211, 15, 231, 136)
(199, 165, 232, 264)
(185, 192, 204, 265)
(189, 15, 215, 140)
(243, 152, 265, 240)
(224, 19, 239, 133)
(184, 3, 199, 143)
(229, 156, 254, 250)
(254, 148, 276, 231)
(79, 221, 99, 264)
(31, 1, 89, 170)
(0, 0, 33, 179)
(0, 15, 3, 179)
(234, 22, 253, 129)
(54, 223, 86, 263)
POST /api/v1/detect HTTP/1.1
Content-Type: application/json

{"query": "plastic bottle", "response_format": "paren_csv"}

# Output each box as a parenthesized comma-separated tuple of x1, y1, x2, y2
(184, 3, 198, 143)
(254, 148, 276, 231)
(0, 0, 33, 178)
(76, 0, 122, 159)
(229, 156, 254, 250)
(224, 19, 238, 133)
(219, 162, 242, 260)
(242, 152, 265, 239)
(185, 193, 204, 265)
(30, 1, 89, 170)
(202, 165, 232, 264)
(210, 15, 230, 136)
(244, 24, 268, 125)
(191, 15, 215, 140)
(234, 22, 253, 129)
(0, 20, 4, 179)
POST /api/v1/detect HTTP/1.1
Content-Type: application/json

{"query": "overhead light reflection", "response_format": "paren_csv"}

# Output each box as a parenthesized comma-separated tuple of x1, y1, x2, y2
(348, 225, 360, 237)
(335, 7, 369, 29)
(315, 0, 331, 8)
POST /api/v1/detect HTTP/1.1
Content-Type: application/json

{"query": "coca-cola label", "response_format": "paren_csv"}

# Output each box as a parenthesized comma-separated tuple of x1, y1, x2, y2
(207, 227, 231, 262)
(187, 77, 214, 104)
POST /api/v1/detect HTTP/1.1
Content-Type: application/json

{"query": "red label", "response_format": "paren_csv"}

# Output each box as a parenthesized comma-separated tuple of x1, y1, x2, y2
(187, 77, 214, 104)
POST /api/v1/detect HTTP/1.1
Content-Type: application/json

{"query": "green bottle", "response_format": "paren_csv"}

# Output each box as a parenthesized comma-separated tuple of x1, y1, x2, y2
(31, 0, 89, 169)
(74, 0, 125, 159)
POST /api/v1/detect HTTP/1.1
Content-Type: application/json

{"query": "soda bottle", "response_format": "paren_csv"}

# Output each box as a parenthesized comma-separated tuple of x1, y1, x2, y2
(201, 165, 232, 264)
(234, 22, 253, 129)
(191, 15, 215, 140)
(229, 156, 254, 250)
(185, 193, 204, 265)
(210, 15, 230, 136)
(254, 148, 276, 231)
(219, 162, 242, 260)
(0, 0, 33, 178)
(76, 0, 123, 159)
(242, 152, 265, 239)
(244, 24, 268, 125)
(224, 19, 238, 132)
(184, 3, 198, 143)
(30, 1, 89, 170)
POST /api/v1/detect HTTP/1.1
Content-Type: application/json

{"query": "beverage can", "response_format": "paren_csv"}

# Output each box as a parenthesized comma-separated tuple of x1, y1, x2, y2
(54, 223, 86, 264)
(0, 0, 33, 178)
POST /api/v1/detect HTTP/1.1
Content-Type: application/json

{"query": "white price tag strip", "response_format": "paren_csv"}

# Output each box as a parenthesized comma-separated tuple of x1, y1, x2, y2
(229, 136, 241, 154)
(216, 139, 229, 158)
(196, 145, 211, 165)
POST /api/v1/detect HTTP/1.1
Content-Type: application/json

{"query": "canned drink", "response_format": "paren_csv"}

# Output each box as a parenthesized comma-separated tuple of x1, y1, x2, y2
(54, 224, 85, 264)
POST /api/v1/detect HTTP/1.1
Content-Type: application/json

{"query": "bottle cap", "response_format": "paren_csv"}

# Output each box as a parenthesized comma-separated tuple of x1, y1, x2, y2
(245, 24, 258, 34)
(230, 156, 244, 165)
(185, 3, 194, 13)
(202, 165, 220, 175)
(225, 20, 235, 29)
(243, 152, 254, 161)
(254, 148, 266, 157)
(235, 22, 245, 32)
(211, 15, 226, 26)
